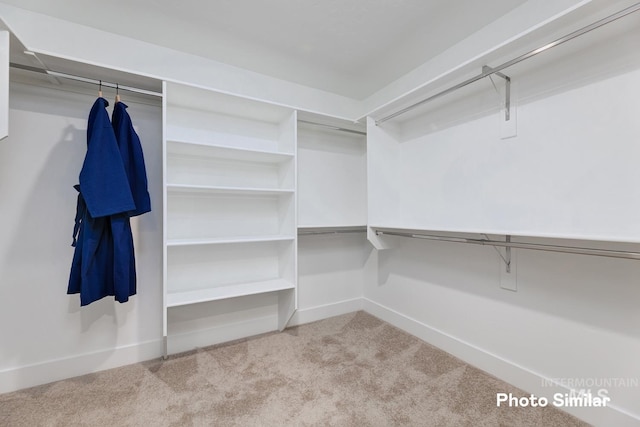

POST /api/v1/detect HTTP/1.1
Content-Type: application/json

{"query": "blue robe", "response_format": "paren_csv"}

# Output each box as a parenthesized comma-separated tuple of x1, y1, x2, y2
(68, 98, 137, 306)
(79, 98, 135, 218)
(112, 101, 151, 216)
(109, 101, 152, 301)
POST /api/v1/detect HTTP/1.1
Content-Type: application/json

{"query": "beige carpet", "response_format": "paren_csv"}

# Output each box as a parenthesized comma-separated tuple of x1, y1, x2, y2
(1, 311, 589, 426)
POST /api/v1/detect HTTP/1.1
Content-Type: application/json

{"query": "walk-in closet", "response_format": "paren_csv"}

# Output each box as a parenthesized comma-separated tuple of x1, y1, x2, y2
(1, 1, 639, 426)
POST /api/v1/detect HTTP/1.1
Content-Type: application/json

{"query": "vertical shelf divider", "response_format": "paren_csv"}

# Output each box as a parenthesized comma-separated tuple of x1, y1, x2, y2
(161, 81, 169, 358)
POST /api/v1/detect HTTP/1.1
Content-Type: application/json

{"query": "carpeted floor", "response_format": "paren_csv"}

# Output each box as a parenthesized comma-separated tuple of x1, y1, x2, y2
(1, 311, 589, 426)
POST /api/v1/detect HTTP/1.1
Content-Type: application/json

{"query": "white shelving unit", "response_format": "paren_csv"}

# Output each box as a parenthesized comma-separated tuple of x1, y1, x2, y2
(162, 81, 297, 356)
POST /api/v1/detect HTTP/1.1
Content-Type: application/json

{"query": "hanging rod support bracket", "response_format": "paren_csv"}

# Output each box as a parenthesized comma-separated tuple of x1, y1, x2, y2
(483, 233, 511, 272)
(483, 65, 511, 121)
(505, 235, 512, 273)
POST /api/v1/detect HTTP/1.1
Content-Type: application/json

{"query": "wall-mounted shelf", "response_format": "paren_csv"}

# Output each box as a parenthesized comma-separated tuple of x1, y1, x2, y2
(370, 226, 640, 261)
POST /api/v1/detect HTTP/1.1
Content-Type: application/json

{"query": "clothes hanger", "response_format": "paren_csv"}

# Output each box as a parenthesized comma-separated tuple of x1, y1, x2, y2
(115, 83, 121, 103)
(98, 80, 103, 98)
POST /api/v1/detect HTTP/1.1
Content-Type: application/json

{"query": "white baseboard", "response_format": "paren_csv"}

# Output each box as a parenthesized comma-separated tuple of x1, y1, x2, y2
(167, 314, 279, 355)
(167, 299, 365, 353)
(362, 298, 640, 427)
(288, 298, 364, 327)
(0, 339, 163, 394)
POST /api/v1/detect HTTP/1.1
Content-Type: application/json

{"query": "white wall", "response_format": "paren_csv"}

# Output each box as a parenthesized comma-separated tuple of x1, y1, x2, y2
(297, 126, 367, 227)
(369, 63, 640, 241)
(0, 3, 362, 121)
(0, 82, 164, 393)
(364, 237, 640, 426)
(294, 233, 371, 325)
(365, 41, 640, 426)
(294, 124, 370, 324)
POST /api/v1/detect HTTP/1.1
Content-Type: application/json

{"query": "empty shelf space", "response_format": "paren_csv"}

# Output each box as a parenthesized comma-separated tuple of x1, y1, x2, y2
(166, 192, 295, 240)
(166, 239, 295, 295)
(167, 235, 295, 246)
(166, 140, 294, 163)
(166, 279, 295, 307)
(166, 154, 294, 189)
(165, 82, 294, 125)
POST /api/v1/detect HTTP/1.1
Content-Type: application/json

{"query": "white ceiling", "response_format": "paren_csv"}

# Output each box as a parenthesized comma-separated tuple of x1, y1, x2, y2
(1, 0, 528, 99)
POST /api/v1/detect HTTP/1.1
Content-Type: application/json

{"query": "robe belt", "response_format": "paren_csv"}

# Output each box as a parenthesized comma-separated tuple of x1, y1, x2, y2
(71, 185, 85, 247)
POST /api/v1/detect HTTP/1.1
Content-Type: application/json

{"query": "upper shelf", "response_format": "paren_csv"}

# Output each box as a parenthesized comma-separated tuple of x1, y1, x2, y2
(165, 81, 294, 124)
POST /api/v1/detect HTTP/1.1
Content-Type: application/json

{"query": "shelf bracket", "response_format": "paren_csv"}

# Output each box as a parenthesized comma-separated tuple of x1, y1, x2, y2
(484, 65, 511, 122)
(483, 234, 511, 272)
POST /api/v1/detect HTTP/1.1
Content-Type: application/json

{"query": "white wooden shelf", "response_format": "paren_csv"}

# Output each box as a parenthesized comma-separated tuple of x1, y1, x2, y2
(166, 279, 295, 308)
(167, 235, 295, 247)
(166, 139, 294, 163)
(166, 184, 294, 196)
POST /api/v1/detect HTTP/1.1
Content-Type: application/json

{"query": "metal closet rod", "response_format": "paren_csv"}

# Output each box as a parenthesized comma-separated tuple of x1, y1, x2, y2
(376, 1, 640, 125)
(298, 226, 368, 236)
(298, 120, 366, 136)
(10, 62, 163, 97)
(299, 229, 367, 236)
(374, 229, 640, 261)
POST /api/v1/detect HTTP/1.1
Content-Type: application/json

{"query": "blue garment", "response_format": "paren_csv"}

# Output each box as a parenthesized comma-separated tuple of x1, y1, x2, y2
(112, 101, 151, 217)
(68, 97, 145, 306)
(80, 98, 135, 218)
(107, 101, 152, 301)
(68, 186, 116, 305)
